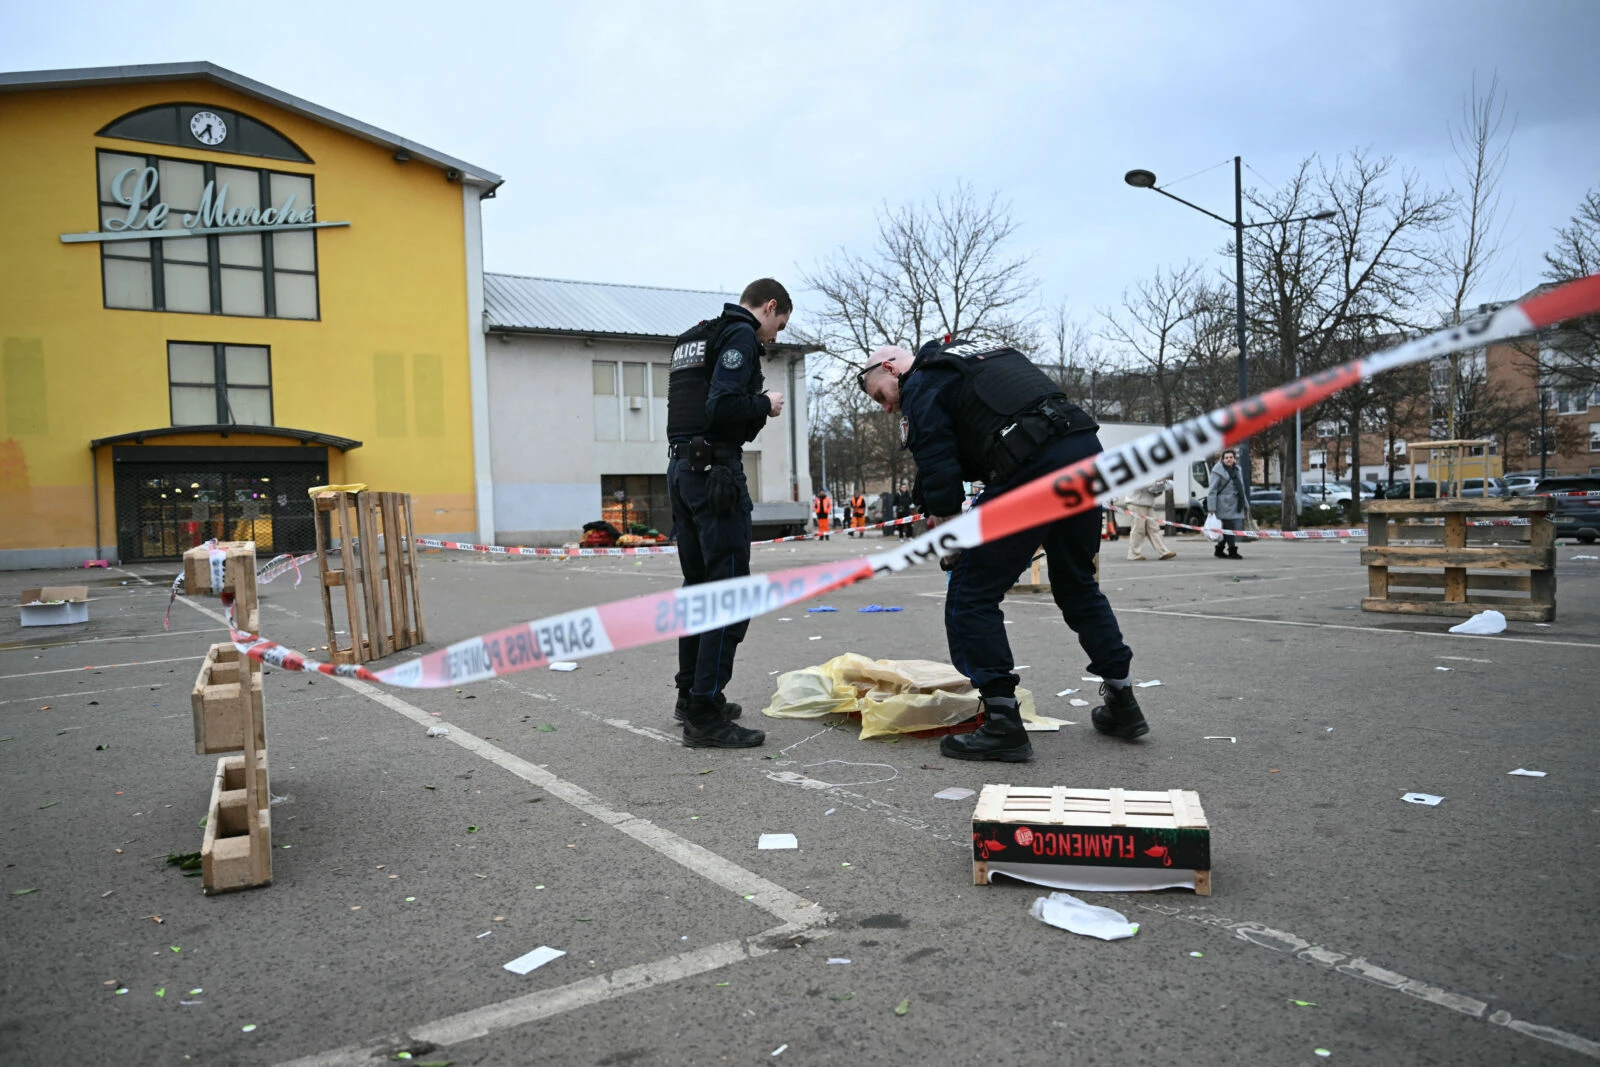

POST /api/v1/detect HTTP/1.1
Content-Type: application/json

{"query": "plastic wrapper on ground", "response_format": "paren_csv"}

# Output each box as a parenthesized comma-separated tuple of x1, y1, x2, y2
(760, 653, 1040, 740)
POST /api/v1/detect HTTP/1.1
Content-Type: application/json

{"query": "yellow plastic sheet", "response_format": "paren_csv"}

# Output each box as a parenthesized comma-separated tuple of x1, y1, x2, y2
(761, 653, 1044, 740)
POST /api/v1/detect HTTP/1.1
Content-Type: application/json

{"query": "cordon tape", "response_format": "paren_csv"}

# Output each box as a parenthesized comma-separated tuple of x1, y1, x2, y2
(215, 274, 1599, 689)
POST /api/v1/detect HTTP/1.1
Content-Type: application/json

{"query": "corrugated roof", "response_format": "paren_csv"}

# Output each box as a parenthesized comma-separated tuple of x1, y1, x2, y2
(485, 273, 731, 339)
(0, 62, 500, 184)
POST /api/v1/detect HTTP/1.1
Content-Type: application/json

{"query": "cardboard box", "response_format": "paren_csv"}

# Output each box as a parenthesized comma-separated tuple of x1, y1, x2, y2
(20, 586, 90, 626)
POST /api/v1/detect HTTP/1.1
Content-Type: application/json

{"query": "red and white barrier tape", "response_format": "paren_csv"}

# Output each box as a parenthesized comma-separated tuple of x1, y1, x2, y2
(257, 551, 316, 586)
(221, 274, 1600, 689)
(1104, 503, 1366, 541)
(415, 537, 678, 559)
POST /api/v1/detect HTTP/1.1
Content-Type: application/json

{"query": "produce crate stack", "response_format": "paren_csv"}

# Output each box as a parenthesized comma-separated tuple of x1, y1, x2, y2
(181, 542, 271, 893)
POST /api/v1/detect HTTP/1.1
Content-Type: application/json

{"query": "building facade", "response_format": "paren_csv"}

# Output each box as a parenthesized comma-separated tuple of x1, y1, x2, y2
(0, 63, 499, 568)
(484, 274, 813, 543)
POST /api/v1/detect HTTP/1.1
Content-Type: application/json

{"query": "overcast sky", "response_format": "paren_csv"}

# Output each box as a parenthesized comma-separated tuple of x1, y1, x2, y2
(6, 0, 1598, 334)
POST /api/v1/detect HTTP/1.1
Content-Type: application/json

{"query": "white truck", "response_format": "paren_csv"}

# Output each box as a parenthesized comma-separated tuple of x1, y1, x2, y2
(1095, 421, 1213, 530)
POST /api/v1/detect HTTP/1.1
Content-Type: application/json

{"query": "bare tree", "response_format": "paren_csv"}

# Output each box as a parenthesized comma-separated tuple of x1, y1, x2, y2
(1437, 72, 1516, 438)
(801, 183, 1038, 367)
(1538, 186, 1600, 388)
(1243, 151, 1451, 524)
(1099, 262, 1207, 427)
(1042, 301, 1119, 417)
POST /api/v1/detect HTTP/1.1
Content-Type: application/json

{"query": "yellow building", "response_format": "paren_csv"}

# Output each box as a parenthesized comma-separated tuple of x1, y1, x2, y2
(0, 62, 500, 567)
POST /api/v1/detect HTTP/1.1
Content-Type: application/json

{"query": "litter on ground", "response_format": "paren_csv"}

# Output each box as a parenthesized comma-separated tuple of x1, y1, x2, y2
(858, 605, 904, 613)
(1134, 680, 1162, 688)
(1068, 699, 1090, 707)
(1029, 892, 1139, 940)
(934, 787, 976, 801)
(504, 946, 566, 974)
(807, 606, 838, 613)
(758, 833, 798, 850)
(548, 661, 579, 671)
(1401, 792, 1444, 806)
(1447, 610, 1507, 635)
(1508, 768, 1548, 777)
(1203, 736, 1237, 743)
(425, 726, 449, 738)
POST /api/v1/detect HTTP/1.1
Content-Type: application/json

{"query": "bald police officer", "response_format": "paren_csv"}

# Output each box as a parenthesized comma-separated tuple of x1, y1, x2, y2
(666, 279, 790, 748)
(858, 338, 1149, 762)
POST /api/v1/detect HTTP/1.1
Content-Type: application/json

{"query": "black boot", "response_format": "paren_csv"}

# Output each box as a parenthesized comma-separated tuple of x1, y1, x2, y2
(673, 690, 742, 723)
(681, 694, 764, 748)
(1091, 682, 1149, 740)
(939, 696, 1033, 762)
(1213, 544, 1226, 558)
(1227, 546, 1242, 560)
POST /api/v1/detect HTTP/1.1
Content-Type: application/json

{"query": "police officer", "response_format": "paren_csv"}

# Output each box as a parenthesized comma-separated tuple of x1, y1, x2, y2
(666, 279, 791, 748)
(858, 339, 1149, 762)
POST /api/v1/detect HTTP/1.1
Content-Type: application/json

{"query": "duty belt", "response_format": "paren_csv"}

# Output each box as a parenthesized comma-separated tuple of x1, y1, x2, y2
(668, 441, 742, 462)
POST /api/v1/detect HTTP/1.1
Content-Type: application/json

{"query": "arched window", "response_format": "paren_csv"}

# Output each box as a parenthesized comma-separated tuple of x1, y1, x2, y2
(98, 103, 311, 163)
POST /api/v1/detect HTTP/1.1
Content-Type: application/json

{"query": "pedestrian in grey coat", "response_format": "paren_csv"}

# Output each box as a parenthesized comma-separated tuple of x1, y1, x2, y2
(1206, 449, 1248, 559)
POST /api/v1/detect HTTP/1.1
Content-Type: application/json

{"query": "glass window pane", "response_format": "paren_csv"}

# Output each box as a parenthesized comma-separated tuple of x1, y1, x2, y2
(163, 262, 212, 313)
(622, 363, 647, 396)
(271, 229, 315, 271)
(215, 167, 261, 212)
(171, 385, 217, 425)
(225, 346, 270, 385)
(157, 159, 205, 211)
(168, 343, 216, 383)
(227, 387, 272, 425)
(98, 153, 149, 202)
(651, 363, 669, 398)
(220, 267, 265, 317)
(219, 234, 263, 266)
(103, 257, 153, 308)
(272, 272, 317, 319)
(269, 173, 314, 217)
(99, 207, 150, 256)
(162, 235, 209, 263)
(592, 362, 615, 396)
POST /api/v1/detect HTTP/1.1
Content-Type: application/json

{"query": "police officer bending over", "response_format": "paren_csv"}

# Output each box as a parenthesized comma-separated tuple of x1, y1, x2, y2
(858, 339, 1149, 762)
(666, 279, 790, 748)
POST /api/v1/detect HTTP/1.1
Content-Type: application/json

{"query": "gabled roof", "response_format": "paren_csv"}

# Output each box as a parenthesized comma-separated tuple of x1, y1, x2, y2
(0, 61, 500, 184)
(485, 273, 816, 351)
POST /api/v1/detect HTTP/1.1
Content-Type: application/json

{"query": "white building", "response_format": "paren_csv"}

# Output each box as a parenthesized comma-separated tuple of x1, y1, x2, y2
(483, 274, 814, 544)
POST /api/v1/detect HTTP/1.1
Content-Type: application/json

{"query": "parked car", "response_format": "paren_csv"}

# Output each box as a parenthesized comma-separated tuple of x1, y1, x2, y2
(1301, 482, 1353, 504)
(1535, 476, 1600, 543)
(1456, 477, 1511, 498)
(1503, 474, 1542, 497)
(1383, 480, 1440, 499)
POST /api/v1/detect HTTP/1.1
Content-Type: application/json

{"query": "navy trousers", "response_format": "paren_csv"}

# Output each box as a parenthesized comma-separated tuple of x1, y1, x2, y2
(667, 455, 752, 698)
(944, 432, 1134, 696)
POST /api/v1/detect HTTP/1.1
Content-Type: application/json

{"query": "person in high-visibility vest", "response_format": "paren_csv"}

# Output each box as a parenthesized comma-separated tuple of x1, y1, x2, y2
(813, 489, 832, 540)
(848, 491, 867, 536)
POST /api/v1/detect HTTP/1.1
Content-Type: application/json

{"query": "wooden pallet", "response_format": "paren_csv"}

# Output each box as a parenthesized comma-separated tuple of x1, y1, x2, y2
(182, 541, 260, 632)
(972, 784, 1211, 894)
(313, 491, 426, 665)
(1362, 498, 1556, 621)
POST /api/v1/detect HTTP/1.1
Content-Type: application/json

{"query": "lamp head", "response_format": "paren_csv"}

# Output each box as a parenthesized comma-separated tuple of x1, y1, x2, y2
(1124, 169, 1158, 189)
(1311, 209, 1337, 221)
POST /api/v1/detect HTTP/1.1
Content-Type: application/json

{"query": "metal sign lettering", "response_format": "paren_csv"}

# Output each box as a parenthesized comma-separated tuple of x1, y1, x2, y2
(60, 166, 350, 244)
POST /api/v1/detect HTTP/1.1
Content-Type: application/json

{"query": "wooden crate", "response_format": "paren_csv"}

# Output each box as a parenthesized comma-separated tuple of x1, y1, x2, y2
(181, 541, 260, 631)
(1362, 498, 1555, 621)
(972, 784, 1211, 895)
(313, 491, 426, 664)
(201, 751, 272, 893)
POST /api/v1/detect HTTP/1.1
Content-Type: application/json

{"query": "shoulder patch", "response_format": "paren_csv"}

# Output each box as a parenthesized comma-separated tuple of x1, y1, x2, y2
(719, 348, 745, 370)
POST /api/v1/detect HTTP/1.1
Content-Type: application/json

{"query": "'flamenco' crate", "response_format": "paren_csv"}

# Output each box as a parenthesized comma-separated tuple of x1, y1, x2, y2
(972, 784, 1210, 895)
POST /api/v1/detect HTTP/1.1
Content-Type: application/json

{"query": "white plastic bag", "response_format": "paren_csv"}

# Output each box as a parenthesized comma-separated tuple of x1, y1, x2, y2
(1448, 609, 1506, 635)
(1201, 513, 1224, 543)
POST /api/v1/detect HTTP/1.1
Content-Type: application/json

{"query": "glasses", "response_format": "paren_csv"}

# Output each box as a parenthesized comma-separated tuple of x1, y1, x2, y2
(855, 362, 883, 393)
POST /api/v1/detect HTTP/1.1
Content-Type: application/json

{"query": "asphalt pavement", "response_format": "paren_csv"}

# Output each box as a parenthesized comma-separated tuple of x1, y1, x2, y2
(2, 531, 1598, 1066)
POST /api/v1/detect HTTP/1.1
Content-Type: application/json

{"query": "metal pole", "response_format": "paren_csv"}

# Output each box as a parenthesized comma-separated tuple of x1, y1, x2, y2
(1539, 389, 1548, 480)
(1233, 156, 1250, 490)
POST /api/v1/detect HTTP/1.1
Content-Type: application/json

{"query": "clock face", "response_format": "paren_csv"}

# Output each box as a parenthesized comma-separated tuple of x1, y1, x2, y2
(189, 111, 227, 146)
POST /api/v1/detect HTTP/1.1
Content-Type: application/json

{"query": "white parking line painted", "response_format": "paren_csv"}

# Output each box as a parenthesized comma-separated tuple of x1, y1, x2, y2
(0, 655, 204, 680)
(0, 682, 166, 706)
(0, 626, 223, 652)
(1125, 606, 1600, 650)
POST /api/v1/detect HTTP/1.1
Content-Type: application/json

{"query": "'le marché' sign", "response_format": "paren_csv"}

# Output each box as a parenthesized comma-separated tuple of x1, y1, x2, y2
(60, 166, 350, 244)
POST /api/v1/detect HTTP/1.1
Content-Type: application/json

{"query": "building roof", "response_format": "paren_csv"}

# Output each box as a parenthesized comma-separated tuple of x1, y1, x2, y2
(0, 62, 500, 184)
(485, 273, 816, 351)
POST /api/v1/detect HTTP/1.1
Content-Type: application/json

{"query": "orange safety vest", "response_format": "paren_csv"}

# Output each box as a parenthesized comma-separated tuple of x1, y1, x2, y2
(850, 494, 866, 518)
(814, 495, 831, 518)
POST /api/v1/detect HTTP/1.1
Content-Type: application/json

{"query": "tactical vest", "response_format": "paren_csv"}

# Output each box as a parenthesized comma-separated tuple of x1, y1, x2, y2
(665, 314, 766, 444)
(913, 340, 1098, 483)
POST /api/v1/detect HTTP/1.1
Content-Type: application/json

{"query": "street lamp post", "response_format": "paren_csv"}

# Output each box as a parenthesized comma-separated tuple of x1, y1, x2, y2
(1124, 158, 1335, 499)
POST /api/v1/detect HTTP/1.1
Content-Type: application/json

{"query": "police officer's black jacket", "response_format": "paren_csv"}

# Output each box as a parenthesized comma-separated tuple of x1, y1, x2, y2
(666, 303, 770, 448)
(899, 338, 1096, 516)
